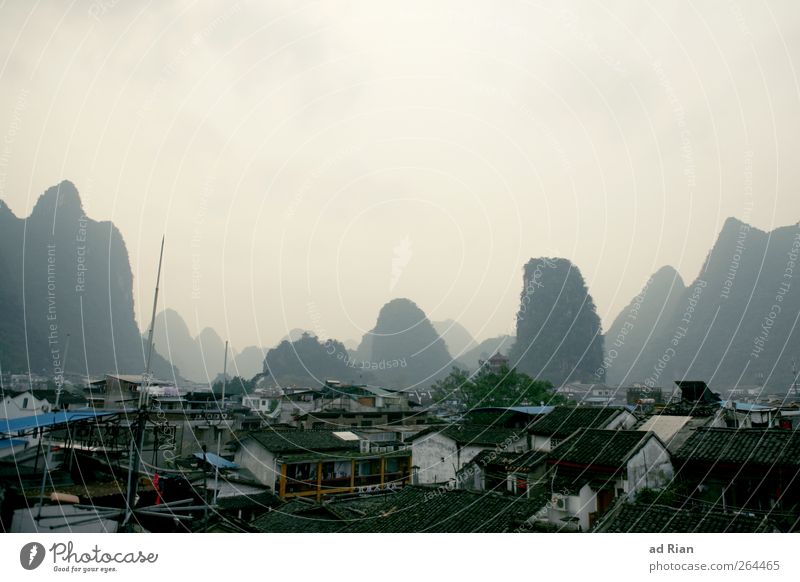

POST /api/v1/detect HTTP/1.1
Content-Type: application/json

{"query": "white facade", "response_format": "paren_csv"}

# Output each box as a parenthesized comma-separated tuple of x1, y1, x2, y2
(233, 438, 279, 488)
(545, 433, 673, 531)
(0, 391, 51, 420)
(547, 482, 606, 531)
(411, 431, 528, 485)
(242, 394, 278, 413)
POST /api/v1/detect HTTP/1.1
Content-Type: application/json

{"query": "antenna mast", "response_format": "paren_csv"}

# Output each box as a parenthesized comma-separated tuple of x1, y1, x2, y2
(124, 236, 165, 527)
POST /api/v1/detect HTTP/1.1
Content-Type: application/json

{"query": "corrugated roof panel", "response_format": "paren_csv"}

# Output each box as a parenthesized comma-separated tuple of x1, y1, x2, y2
(0, 411, 117, 436)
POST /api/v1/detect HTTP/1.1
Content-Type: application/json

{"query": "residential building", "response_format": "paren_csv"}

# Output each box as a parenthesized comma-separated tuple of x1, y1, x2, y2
(545, 428, 673, 531)
(457, 448, 548, 496)
(410, 425, 530, 485)
(232, 429, 412, 500)
(527, 406, 637, 451)
(673, 428, 800, 520)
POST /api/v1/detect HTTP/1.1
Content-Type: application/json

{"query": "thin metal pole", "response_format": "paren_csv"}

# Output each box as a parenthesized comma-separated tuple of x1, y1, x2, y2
(202, 444, 209, 531)
(221, 340, 228, 410)
(141, 235, 165, 408)
(124, 236, 165, 526)
(213, 432, 221, 504)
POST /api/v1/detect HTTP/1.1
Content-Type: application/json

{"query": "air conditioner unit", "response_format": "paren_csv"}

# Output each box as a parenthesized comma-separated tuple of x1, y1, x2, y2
(359, 440, 371, 453)
(552, 494, 567, 510)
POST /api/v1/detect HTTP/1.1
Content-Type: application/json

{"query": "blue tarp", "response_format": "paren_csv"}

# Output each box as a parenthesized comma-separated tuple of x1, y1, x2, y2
(193, 451, 238, 470)
(0, 411, 117, 436)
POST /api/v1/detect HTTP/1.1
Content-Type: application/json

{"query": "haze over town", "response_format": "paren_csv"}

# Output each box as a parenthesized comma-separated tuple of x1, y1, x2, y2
(1, 1, 800, 353)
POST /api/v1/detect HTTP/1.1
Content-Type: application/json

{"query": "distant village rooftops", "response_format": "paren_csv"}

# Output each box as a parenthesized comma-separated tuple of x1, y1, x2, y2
(595, 502, 773, 533)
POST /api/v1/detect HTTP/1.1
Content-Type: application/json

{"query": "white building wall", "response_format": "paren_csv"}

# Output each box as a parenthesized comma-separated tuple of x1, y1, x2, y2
(412, 433, 529, 485)
(548, 484, 596, 531)
(625, 436, 674, 497)
(412, 433, 458, 484)
(606, 410, 637, 430)
(234, 441, 278, 488)
(531, 434, 552, 452)
(0, 392, 51, 420)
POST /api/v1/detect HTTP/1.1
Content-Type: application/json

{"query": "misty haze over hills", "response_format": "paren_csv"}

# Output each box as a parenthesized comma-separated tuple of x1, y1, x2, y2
(1, 182, 798, 393)
(605, 218, 800, 390)
(0, 181, 175, 378)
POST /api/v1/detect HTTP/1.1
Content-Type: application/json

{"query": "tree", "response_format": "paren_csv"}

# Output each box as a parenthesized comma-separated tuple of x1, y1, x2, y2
(432, 365, 565, 411)
(211, 375, 253, 397)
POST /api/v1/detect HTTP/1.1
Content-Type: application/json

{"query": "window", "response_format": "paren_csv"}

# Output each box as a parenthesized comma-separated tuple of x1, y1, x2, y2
(22, 397, 29, 409)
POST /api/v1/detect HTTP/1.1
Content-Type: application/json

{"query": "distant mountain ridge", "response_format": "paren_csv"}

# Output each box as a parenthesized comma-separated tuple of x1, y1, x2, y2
(509, 257, 604, 386)
(432, 319, 477, 358)
(0, 181, 175, 377)
(152, 309, 229, 383)
(605, 217, 800, 390)
(354, 298, 454, 388)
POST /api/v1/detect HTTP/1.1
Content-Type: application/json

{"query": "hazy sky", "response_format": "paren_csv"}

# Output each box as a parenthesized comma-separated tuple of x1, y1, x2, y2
(1, 1, 799, 353)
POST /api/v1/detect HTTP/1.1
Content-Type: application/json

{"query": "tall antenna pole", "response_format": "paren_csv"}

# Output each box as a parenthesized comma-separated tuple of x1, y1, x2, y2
(142, 235, 165, 406)
(222, 340, 228, 409)
(125, 236, 165, 527)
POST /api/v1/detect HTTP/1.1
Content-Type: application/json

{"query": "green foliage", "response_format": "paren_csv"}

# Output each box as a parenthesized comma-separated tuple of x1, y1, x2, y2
(432, 364, 566, 410)
(211, 375, 253, 396)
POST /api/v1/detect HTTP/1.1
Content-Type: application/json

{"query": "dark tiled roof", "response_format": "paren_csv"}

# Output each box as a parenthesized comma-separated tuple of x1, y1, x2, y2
(216, 491, 281, 511)
(548, 429, 652, 468)
(343, 485, 550, 533)
(251, 500, 347, 533)
(414, 424, 524, 447)
(470, 449, 548, 473)
(596, 502, 771, 533)
(243, 430, 359, 454)
(250, 492, 400, 533)
(529, 406, 623, 438)
(674, 428, 800, 467)
(659, 401, 720, 417)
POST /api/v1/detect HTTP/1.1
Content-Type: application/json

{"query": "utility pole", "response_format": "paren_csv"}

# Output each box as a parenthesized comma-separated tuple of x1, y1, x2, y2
(123, 236, 165, 527)
(221, 340, 228, 410)
(202, 444, 209, 531)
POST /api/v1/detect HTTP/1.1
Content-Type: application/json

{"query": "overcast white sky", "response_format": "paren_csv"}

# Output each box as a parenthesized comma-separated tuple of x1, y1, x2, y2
(1, 0, 799, 352)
